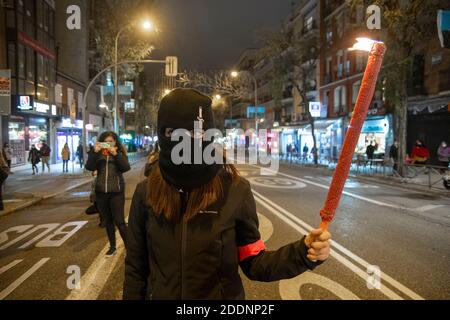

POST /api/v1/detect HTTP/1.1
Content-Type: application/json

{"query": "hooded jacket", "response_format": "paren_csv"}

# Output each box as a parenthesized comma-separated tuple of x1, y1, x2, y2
(123, 169, 321, 300)
(86, 151, 131, 193)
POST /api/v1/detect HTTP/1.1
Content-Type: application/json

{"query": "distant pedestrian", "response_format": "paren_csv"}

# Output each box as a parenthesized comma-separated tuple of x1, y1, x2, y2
(437, 141, 450, 173)
(411, 139, 430, 165)
(3, 143, 13, 169)
(366, 142, 376, 167)
(40, 141, 51, 173)
(302, 144, 309, 162)
(61, 143, 71, 173)
(389, 140, 399, 173)
(28, 145, 40, 175)
(0, 149, 10, 211)
(86, 131, 131, 257)
(76, 142, 84, 169)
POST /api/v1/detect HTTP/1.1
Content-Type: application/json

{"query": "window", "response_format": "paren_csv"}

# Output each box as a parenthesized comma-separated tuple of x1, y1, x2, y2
(336, 13, 344, 38)
(352, 81, 361, 105)
(334, 86, 347, 113)
(326, 23, 333, 44)
(25, 0, 35, 38)
(304, 16, 314, 32)
(18, 44, 26, 79)
(7, 43, 16, 77)
(336, 50, 343, 78)
(323, 90, 330, 107)
(6, 9, 15, 28)
(17, 12, 24, 31)
(26, 47, 34, 81)
(37, 54, 44, 85)
(36, 0, 44, 29)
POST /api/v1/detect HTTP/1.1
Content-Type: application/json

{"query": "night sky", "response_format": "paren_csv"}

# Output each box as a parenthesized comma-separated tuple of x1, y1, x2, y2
(151, 0, 295, 71)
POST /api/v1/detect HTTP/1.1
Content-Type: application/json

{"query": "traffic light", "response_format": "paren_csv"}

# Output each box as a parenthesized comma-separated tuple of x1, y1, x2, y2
(438, 10, 450, 48)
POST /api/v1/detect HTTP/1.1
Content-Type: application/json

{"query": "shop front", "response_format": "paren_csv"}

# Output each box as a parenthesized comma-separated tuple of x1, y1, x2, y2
(292, 118, 344, 163)
(8, 96, 56, 166)
(55, 118, 83, 162)
(354, 115, 393, 159)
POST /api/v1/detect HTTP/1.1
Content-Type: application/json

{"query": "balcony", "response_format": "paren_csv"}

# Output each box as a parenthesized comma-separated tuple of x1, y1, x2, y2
(324, 74, 332, 85)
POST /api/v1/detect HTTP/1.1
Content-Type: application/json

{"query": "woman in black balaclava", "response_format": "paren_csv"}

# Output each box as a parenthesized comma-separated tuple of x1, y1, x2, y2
(124, 88, 332, 300)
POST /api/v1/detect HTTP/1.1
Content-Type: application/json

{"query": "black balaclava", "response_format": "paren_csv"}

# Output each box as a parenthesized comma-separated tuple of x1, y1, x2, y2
(157, 88, 221, 191)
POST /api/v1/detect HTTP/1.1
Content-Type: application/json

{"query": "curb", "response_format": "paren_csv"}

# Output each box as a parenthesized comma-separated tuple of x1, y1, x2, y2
(0, 157, 146, 218)
(280, 161, 449, 197)
(351, 175, 450, 197)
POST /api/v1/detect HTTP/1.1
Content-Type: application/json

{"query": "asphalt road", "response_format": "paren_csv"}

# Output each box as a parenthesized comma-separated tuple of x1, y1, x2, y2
(0, 161, 449, 300)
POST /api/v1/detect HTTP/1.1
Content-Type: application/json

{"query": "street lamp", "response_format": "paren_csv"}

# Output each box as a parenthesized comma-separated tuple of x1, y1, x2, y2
(214, 94, 222, 100)
(114, 19, 155, 133)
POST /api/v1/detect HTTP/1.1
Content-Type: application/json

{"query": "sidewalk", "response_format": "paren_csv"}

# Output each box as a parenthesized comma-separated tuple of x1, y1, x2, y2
(1, 152, 148, 217)
(277, 157, 449, 196)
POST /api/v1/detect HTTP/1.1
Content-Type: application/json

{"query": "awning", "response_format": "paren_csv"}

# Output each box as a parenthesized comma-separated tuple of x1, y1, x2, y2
(408, 96, 450, 114)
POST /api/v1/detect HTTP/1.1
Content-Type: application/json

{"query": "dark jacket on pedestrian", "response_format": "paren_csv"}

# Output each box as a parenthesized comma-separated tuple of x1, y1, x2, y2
(86, 151, 131, 193)
(28, 147, 40, 165)
(389, 144, 398, 161)
(123, 168, 322, 300)
(76, 145, 84, 159)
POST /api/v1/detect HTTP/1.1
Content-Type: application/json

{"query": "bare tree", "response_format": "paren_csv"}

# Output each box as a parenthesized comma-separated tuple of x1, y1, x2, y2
(177, 71, 254, 100)
(261, 28, 322, 165)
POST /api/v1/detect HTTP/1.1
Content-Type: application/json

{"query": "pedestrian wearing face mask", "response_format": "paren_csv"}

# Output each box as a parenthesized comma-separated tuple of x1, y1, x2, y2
(124, 88, 332, 300)
(86, 132, 131, 257)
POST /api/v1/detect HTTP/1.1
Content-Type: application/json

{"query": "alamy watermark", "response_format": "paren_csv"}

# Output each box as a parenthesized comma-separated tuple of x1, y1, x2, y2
(169, 121, 279, 175)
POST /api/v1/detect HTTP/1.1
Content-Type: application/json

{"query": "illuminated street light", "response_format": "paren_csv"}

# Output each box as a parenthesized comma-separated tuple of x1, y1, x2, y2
(231, 71, 239, 78)
(215, 94, 222, 100)
(114, 19, 157, 132)
(164, 89, 171, 95)
(142, 20, 154, 31)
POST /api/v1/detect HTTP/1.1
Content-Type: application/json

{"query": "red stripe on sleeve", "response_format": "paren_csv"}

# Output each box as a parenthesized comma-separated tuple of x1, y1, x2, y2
(238, 239, 266, 262)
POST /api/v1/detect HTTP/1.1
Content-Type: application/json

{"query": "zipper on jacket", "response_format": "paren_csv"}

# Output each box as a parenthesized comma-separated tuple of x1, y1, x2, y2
(105, 156, 109, 193)
(180, 190, 189, 300)
(117, 176, 120, 191)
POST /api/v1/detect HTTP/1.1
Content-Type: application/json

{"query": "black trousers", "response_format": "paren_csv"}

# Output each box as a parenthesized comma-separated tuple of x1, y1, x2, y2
(96, 192, 127, 249)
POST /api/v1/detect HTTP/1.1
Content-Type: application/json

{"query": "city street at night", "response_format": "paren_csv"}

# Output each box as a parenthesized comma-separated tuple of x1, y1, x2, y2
(0, 0, 449, 311)
(1, 159, 449, 300)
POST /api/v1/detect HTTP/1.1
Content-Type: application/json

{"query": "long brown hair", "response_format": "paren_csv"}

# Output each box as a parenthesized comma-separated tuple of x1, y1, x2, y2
(146, 155, 240, 222)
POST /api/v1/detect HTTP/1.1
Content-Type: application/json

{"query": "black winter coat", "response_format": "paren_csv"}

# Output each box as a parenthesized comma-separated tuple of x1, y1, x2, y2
(86, 151, 131, 193)
(123, 173, 321, 300)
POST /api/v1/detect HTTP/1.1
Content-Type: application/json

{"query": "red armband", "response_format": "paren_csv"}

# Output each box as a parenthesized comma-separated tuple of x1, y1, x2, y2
(238, 239, 266, 262)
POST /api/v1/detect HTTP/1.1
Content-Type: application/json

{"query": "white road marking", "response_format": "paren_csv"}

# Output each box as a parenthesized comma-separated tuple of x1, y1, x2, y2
(65, 234, 124, 300)
(279, 271, 361, 300)
(0, 260, 23, 275)
(257, 213, 274, 243)
(253, 190, 424, 300)
(251, 166, 406, 211)
(0, 258, 50, 300)
(415, 205, 445, 212)
(248, 177, 307, 189)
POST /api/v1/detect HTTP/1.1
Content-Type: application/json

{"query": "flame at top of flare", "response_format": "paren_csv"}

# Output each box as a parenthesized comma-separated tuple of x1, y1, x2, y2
(349, 38, 384, 52)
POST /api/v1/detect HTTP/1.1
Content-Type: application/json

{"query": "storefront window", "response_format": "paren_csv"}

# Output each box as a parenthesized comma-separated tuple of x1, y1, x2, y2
(29, 119, 48, 149)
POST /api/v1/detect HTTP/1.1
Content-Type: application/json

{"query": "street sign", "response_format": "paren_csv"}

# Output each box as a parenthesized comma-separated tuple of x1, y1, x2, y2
(0, 70, 11, 115)
(165, 56, 178, 77)
(309, 102, 321, 118)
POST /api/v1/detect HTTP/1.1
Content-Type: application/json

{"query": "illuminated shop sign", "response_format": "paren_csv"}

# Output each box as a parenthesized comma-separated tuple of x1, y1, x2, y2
(35, 102, 50, 113)
(18, 96, 33, 111)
